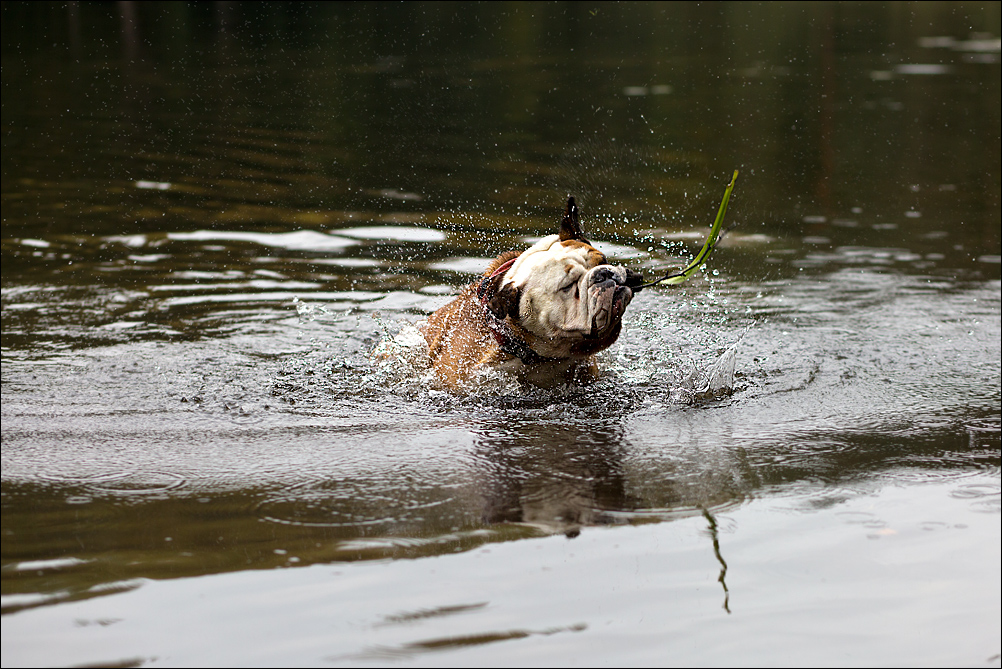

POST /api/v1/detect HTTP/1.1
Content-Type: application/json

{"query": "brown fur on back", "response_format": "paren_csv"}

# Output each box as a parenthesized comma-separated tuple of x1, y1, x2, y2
(420, 252, 522, 388)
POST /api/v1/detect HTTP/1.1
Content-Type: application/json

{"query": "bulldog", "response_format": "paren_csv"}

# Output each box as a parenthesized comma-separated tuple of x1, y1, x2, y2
(421, 198, 644, 389)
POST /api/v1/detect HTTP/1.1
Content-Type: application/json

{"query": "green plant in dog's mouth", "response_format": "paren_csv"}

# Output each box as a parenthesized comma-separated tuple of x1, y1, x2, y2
(635, 170, 739, 290)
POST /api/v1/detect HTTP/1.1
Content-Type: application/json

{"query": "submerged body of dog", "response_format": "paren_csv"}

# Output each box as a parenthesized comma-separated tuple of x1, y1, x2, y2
(421, 199, 643, 389)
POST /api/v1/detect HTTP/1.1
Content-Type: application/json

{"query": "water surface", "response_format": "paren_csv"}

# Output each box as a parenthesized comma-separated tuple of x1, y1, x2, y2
(2, 3, 1000, 666)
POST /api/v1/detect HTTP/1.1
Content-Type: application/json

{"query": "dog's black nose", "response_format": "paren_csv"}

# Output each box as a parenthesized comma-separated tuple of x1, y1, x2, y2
(625, 268, 645, 291)
(590, 267, 617, 285)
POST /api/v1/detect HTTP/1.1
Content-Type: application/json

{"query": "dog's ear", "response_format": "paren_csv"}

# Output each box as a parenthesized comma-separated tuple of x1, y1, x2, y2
(559, 197, 589, 243)
(484, 275, 522, 321)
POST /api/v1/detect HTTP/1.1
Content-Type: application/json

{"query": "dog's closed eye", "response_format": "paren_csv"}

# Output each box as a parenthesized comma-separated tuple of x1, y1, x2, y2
(560, 268, 583, 294)
(559, 282, 581, 300)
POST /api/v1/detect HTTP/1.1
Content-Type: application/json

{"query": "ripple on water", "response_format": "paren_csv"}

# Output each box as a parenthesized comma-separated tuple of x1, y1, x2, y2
(335, 226, 447, 243)
(257, 495, 397, 529)
(835, 511, 889, 529)
(41, 471, 190, 497)
(254, 478, 465, 530)
(166, 229, 358, 251)
(949, 482, 1002, 514)
(9, 557, 91, 572)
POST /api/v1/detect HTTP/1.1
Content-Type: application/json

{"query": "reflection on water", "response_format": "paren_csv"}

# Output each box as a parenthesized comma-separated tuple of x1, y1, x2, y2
(2, 2, 1000, 666)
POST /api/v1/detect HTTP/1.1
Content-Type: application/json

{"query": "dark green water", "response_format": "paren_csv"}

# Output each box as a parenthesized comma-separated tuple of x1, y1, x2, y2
(2, 3, 1000, 666)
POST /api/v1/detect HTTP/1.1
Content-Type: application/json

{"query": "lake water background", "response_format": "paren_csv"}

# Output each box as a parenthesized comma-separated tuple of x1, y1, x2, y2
(2, 2, 1000, 666)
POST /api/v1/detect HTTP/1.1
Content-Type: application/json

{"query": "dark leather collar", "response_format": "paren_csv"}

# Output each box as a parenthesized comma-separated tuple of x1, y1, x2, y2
(476, 258, 556, 366)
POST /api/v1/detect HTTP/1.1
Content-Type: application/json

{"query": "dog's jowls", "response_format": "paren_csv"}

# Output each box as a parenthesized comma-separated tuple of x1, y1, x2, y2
(420, 198, 643, 389)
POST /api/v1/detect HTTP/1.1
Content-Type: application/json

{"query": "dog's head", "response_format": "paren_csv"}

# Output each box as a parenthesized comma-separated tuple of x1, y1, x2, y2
(482, 198, 644, 360)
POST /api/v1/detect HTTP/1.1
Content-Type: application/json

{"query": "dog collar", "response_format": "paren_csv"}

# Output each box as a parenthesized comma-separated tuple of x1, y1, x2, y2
(477, 259, 556, 366)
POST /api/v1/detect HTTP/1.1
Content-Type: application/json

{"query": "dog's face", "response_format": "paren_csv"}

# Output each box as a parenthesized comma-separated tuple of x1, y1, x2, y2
(485, 199, 643, 360)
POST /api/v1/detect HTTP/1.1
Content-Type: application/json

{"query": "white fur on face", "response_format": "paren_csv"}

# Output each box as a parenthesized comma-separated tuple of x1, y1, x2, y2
(502, 234, 631, 356)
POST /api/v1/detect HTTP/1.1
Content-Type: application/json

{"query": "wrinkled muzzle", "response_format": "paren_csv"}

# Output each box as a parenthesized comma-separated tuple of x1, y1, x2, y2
(586, 266, 638, 336)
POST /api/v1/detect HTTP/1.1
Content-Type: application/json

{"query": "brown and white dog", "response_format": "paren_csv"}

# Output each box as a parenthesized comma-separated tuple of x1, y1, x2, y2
(421, 198, 644, 389)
